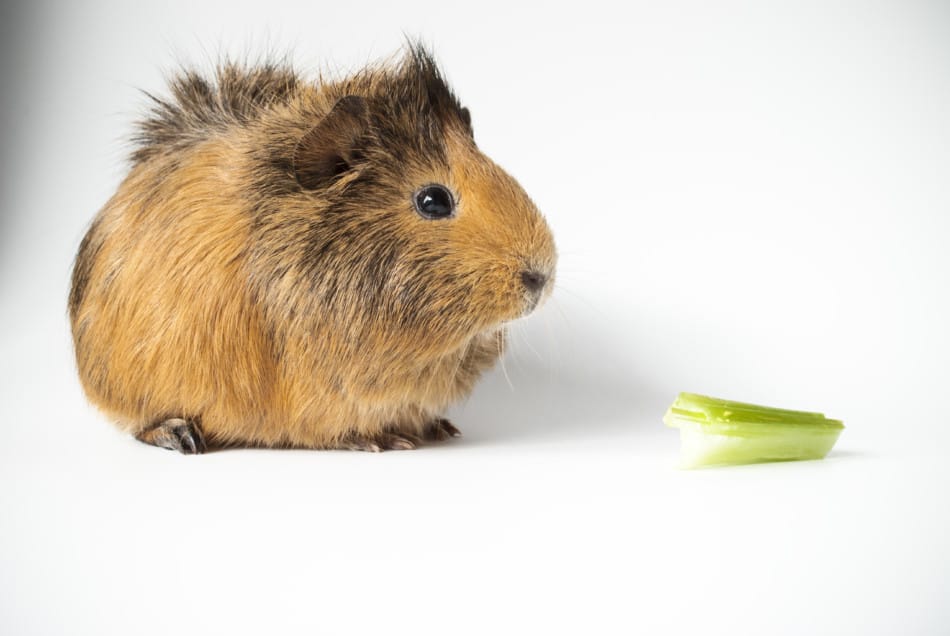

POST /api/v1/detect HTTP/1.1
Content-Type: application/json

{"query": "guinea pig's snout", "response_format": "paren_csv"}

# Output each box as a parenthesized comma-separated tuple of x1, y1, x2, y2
(519, 267, 553, 314)
(520, 270, 547, 294)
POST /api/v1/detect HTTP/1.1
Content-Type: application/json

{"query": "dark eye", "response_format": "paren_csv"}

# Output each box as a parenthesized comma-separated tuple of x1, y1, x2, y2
(414, 185, 455, 220)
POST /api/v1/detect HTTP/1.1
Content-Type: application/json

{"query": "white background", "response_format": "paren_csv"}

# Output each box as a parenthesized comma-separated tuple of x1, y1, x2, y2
(2, 1, 949, 634)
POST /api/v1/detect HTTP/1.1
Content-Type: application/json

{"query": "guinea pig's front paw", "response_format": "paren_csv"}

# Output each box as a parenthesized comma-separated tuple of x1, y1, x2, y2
(338, 419, 461, 452)
(341, 431, 420, 452)
(134, 417, 207, 455)
(422, 418, 462, 442)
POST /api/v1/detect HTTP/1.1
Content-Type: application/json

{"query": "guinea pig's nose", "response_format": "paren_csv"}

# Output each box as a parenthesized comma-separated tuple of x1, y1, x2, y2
(520, 270, 547, 294)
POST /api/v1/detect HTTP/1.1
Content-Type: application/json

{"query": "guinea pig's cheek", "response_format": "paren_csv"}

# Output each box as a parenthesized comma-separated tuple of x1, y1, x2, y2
(475, 275, 520, 326)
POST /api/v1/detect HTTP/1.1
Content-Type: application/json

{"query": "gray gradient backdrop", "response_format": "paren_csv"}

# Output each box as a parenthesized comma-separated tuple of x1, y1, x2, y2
(2, 1, 949, 635)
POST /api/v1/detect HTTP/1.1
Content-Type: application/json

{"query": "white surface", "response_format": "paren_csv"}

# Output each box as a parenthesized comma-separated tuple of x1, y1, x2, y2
(2, 1, 949, 634)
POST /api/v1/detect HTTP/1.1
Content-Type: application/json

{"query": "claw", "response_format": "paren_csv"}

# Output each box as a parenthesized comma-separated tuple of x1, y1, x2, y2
(136, 418, 207, 454)
(343, 432, 419, 452)
(424, 418, 462, 442)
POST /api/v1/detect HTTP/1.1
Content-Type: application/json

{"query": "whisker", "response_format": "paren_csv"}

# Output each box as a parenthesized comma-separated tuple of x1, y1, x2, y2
(497, 328, 515, 392)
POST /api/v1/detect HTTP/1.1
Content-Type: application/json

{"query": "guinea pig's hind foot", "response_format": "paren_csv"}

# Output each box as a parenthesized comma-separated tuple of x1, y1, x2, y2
(135, 418, 207, 455)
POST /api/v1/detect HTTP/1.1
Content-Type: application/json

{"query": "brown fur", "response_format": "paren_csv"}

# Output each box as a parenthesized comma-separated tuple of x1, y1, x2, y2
(69, 44, 556, 451)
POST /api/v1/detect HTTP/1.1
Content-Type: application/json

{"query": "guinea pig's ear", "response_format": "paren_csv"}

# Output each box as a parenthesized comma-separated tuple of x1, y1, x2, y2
(293, 95, 369, 190)
(459, 106, 473, 137)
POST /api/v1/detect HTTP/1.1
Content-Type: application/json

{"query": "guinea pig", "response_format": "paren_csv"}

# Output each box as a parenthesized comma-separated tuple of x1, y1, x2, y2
(68, 43, 556, 454)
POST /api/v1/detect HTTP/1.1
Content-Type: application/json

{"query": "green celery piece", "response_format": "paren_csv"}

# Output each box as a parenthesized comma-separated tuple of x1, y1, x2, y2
(664, 392, 844, 469)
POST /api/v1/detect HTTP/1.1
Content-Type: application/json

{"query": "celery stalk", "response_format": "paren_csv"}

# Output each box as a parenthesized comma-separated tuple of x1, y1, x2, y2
(664, 392, 844, 469)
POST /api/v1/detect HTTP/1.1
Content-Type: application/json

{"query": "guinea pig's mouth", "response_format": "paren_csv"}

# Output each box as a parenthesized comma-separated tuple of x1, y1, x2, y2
(522, 292, 543, 315)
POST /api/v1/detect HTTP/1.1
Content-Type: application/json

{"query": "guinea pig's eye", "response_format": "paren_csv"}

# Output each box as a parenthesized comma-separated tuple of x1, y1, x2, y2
(414, 184, 455, 220)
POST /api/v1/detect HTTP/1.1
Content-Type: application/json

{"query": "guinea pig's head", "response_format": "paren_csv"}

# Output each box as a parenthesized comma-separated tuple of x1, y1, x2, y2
(277, 46, 555, 356)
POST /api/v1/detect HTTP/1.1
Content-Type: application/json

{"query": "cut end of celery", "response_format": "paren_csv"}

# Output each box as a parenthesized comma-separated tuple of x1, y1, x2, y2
(664, 392, 844, 469)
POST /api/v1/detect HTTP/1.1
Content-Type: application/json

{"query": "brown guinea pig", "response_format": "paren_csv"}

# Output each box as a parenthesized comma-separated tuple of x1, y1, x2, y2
(68, 43, 556, 454)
